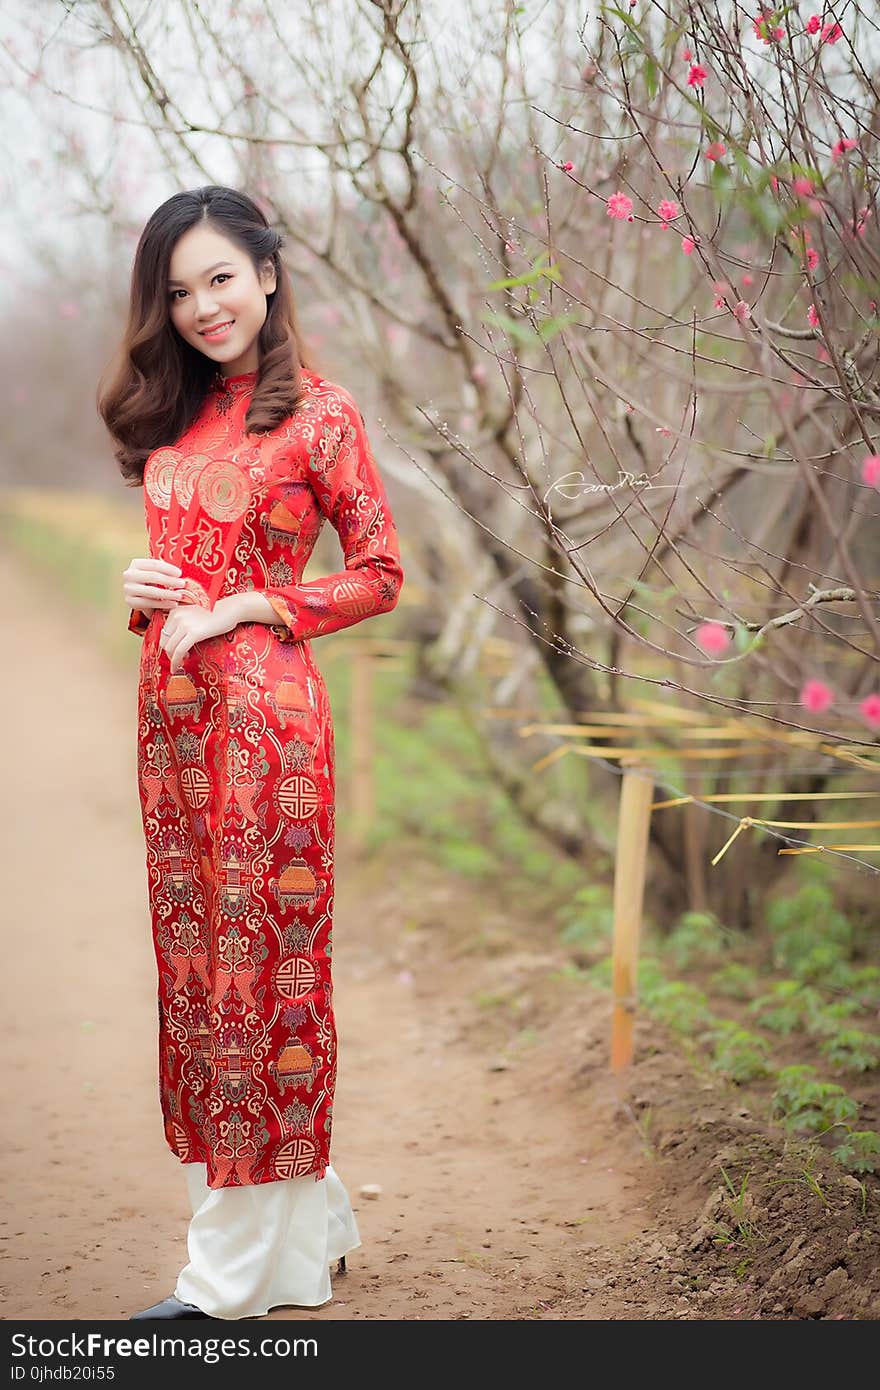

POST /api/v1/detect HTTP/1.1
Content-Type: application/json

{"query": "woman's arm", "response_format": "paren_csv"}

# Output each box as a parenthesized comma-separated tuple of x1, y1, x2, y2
(257, 384, 404, 643)
(215, 590, 279, 627)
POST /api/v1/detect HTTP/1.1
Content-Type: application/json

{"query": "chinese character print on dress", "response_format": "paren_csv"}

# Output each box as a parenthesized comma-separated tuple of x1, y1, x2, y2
(129, 366, 403, 1189)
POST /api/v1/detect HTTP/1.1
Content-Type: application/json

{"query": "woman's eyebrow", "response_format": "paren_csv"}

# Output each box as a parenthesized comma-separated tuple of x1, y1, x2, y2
(167, 261, 234, 286)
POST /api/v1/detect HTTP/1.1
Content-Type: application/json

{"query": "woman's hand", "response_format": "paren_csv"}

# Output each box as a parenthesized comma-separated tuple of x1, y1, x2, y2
(124, 557, 187, 614)
(159, 597, 241, 674)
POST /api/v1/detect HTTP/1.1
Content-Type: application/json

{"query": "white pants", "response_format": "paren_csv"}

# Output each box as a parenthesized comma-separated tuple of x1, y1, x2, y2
(173, 1162, 362, 1319)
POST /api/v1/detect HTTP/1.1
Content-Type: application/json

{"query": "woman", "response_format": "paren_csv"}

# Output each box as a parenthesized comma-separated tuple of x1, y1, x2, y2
(99, 186, 404, 1319)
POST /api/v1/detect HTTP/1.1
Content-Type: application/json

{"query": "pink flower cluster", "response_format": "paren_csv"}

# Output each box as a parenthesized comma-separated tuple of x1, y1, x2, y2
(753, 11, 784, 43)
(862, 454, 880, 489)
(696, 622, 730, 654)
(606, 192, 634, 221)
(831, 136, 858, 161)
(805, 15, 843, 41)
(657, 199, 680, 225)
(852, 207, 871, 238)
(688, 63, 707, 87)
(801, 680, 880, 729)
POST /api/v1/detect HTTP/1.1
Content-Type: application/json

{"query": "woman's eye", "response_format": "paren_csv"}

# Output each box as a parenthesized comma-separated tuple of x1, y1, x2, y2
(169, 272, 232, 301)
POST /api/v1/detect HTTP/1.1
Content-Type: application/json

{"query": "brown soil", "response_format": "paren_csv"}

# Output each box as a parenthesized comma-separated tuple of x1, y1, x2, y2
(1, 548, 878, 1321)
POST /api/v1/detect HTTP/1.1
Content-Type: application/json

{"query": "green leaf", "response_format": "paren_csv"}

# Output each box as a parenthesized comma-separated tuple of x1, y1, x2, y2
(751, 194, 785, 236)
(537, 311, 579, 341)
(487, 260, 561, 292)
(710, 159, 733, 196)
(480, 309, 540, 344)
(605, 5, 642, 35)
(644, 54, 658, 101)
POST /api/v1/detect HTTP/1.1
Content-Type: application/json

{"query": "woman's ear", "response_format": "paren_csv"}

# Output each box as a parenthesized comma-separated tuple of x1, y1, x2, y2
(261, 258, 277, 295)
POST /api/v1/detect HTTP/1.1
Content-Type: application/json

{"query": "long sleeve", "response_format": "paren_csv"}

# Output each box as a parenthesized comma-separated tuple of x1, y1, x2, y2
(262, 385, 404, 643)
(129, 607, 151, 636)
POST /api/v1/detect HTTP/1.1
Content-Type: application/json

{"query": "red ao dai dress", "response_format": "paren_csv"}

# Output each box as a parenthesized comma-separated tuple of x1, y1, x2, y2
(127, 366, 404, 1314)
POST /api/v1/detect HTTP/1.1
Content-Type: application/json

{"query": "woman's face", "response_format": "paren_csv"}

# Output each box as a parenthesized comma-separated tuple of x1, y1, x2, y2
(167, 223, 276, 376)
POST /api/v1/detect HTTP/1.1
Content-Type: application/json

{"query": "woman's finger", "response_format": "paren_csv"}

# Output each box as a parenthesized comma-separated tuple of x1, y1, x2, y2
(130, 573, 187, 590)
(138, 558, 183, 576)
(127, 582, 186, 601)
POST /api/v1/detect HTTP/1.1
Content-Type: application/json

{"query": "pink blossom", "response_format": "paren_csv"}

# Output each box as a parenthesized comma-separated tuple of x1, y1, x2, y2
(733, 300, 751, 323)
(705, 141, 727, 161)
(820, 20, 842, 43)
(861, 454, 880, 489)
(682, 47, 692, 61)
(713, 281, 729, 309)
(688, 63, 707, 87)
(801, 679, 834, 713)
(606, 192, 634, 221)
(805, 247, 820, 270)
(560, 160, 574, 172)
(831, 136, 858, 161)
(792, 176, 814, 197)
(859, 693, 880, 729)
(753, 13, 784, 43)
(657, 199, 680, 224)
(807, 303, 820, 327)
(741, 273, 754, 286)
(806, 14, 821, 33)
(769, 174, 779, 191)
(696, 622, 730, 655)
(681, 235, 696, 255)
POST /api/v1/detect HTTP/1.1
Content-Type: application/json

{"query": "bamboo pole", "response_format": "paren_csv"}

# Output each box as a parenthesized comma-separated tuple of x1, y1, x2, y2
(610, 762, 654, 1071)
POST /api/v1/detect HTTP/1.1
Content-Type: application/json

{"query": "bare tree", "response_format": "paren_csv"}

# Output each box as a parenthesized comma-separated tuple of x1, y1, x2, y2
(7, 0, 878, 923)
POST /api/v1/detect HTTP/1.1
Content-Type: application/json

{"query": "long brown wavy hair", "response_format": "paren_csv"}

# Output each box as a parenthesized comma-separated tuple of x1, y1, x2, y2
(98, 185, 317, 487)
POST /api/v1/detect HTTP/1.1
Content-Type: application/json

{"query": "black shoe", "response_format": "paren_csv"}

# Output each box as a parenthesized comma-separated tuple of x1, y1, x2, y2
(130, 1294, 215, 1320)
(336, 1255, 347, 1275)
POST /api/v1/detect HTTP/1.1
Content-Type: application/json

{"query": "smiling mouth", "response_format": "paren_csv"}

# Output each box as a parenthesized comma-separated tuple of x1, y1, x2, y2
(200, 320, 234, 337)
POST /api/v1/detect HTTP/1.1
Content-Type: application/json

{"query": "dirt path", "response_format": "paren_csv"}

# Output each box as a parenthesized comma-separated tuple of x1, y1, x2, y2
(0, 548, 659, 1322)
(8, 545, 876, 1323)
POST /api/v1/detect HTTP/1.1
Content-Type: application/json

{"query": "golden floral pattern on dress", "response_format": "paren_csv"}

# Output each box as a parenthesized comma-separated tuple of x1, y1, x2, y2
(130, 366, 403, 1188)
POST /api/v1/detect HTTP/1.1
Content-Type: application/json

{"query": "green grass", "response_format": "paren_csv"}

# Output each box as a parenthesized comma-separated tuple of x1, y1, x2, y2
(7, 487, 879, 1172)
